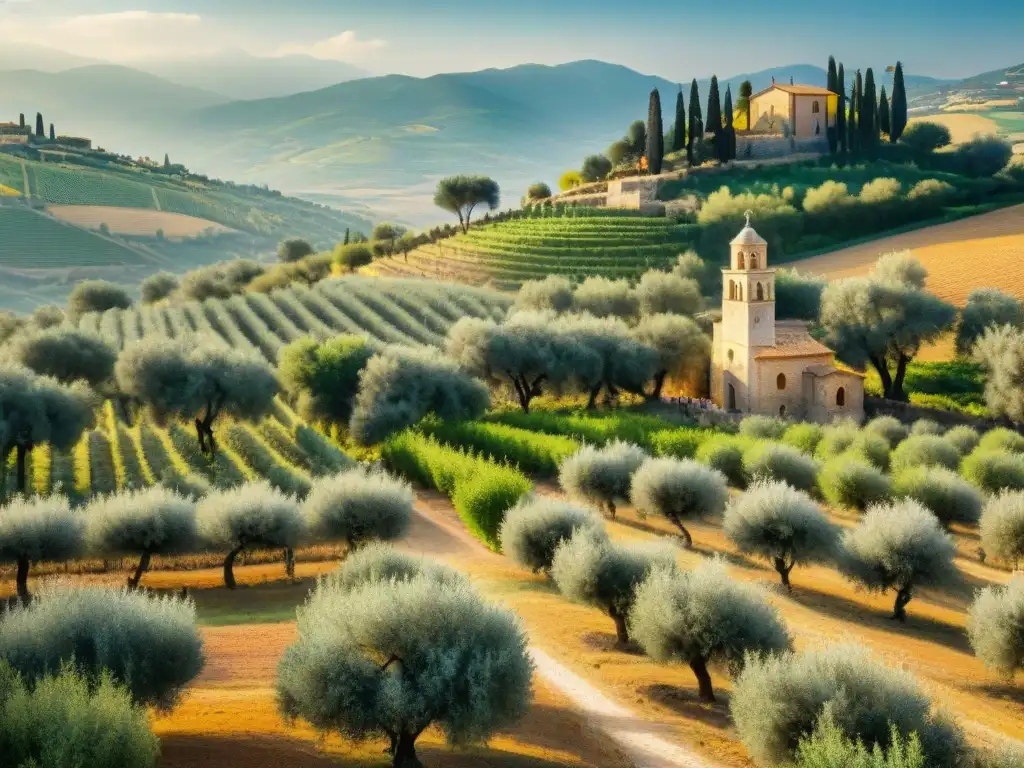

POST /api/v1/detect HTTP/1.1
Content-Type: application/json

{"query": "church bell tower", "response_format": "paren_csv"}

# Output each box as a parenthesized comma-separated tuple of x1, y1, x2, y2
(720, 211, 776, 349)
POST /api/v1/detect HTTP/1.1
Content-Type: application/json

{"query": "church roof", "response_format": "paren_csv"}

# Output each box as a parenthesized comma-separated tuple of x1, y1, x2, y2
(752, 84, 836, 98)
(803, 363, 867, 378)
(731, 224, 767, 246)
(755, 321, 834, 360)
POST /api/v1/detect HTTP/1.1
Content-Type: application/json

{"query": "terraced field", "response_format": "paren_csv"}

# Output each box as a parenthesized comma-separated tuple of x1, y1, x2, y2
(368, 216, 694, 288)
(48, 205, 233, 238)
(0, 205, 151, 268)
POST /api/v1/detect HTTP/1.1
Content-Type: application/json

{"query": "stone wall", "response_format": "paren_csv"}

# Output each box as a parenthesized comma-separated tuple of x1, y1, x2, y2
(864, 397, 1024, 433)
(736, 134, 828, 160)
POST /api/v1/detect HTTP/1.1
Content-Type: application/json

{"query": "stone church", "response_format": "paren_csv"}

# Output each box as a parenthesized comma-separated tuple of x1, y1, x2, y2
(710, 215, 864, 423)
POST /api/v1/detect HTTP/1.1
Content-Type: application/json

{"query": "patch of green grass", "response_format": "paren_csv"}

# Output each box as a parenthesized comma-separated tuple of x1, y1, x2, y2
(186, 578, 314, 626)
(863, 360, 989, 416)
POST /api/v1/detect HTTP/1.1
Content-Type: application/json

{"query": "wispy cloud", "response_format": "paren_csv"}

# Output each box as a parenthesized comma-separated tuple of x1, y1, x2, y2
(275, 30, 387, 62)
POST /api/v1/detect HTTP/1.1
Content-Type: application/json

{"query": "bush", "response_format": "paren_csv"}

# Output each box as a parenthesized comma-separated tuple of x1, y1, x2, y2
(499, 497, 601, 574)
(893, 466, 983, 527)
(0, 495, 85, 602)
(325, 542, 465, 593)
(910, 418, 944, 437)
(907, 178, 955, 201)
(740, 415, 788, 441)
(978, 428, 1024, 455)
(696, 434, 751, 488)
(526, 182, 552, 200)
(559, 170, 583, 191)
(333, 243, 374, 272)
(276, 575, 532, 768)
(943, 425, 980, 456)
(743, 442, 819, 493)
(849, 431, 893, 471)
(635, 271, 703, 316)
(630, 560, 791, 701)
(859, 177, 902, 204)
(890, 435, 960, 473)
(962, 450, 1024, 493)
(815, 420, 860, 461)
(955, 135, 1013, 177)
(731, 645, 965, 768)
(514, 275, 574, 313)
(422, 420, 579, 477)
(278, 238, 314, 263)
(551, 529, 673, 645)
(140, 271, 179, 304)
(197, 481, 305, 588)
(793, 709, 928, 768)
(649, 427, 708, 459)
(0, 585, 203, 709)
(581, 154, 612, 182)
(967, 574, 1024, 678)
(85, 486, 198, 588)
(279, 335, 376, 424)
(839, 500, 958, 620)
(775, 269, 826, 321)
(303, 468, 413, 552)
(782, 422, 825, 454)
(819, 459, 893, 511)
(956, 289, 1024, 358)
(979, 491, 1024, 567)
(0, 663, 159, 768)
(572, 276, 638, 320)
(67, 280, 132, 320)
(899, 121, 952, 154)
(724, 481, 839, 588)
(4, 326, 117, 387)
(558, 440, 646, 518)
(630, 457, 729, 547)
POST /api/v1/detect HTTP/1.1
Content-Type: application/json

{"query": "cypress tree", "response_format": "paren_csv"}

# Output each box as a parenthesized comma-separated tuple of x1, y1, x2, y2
(163, 153, 170, 169)
(861, 67, 877, 152)
(35, 113, 43, 137)
(890, 61, 908, 142)
(826, 56, 839, 154)
(646, 88, 664, 175)
(836, 63, 847, 154)
(738, 80, 753, 131)
(878, 85, 891, 137)
(723, 85, 736, 162)
(49, 124, 55, 141)
(672, 86, 686, 152)
(19, 113, 24, 128)
(849, 70, 862, 156)
(687, 78, 702, 165)
(707, 75, 722, 160)
(343, 228, 350, 246)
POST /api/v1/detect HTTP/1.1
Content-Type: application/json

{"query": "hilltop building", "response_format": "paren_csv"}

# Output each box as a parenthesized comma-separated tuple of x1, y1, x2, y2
(748, 83, 837, 139)
(710, 214, 864, 423)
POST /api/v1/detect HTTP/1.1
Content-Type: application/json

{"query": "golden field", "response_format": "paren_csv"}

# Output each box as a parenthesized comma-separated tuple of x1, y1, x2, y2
(47, 205, 233, 238)
(908, 113, 1001, 143)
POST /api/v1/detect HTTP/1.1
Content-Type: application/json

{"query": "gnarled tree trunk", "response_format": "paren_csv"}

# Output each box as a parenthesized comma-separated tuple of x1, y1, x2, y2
(689, 656, 716, 702)
(392, 732, 424, 768)
(773, 556, 793, 591)
(16, 555, 31, 603)
(608, 605, 629, 645)
(892, 585, 913, 621)
(128, 550, 152, 589)
(224, 544, 245, 589)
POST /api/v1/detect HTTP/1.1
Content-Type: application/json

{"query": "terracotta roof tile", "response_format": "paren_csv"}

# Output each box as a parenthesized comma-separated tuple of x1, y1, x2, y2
(755, 322, 834, 359)
(753, 84, 835, 97)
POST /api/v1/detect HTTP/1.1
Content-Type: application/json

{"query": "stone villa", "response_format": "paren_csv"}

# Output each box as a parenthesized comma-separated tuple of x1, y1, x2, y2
(710, 214, 864, 423)
(748, 83, 837, 139)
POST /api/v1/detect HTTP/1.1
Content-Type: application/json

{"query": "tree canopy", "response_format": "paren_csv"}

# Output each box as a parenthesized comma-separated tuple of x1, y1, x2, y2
(974, 325, 1024, 423)
(278, 238, 315, 263)
(279, 335, 376, 424)
(67, 280, 132, 320)
(140, 272, 180, 304)
(956, 288, 1024, 357)
(433, 175, 500, 233)
(3, 326, 116, 389)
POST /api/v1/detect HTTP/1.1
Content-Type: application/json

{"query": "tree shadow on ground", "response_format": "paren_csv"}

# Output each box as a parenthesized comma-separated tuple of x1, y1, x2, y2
(974, 681, 1024, 707)
(639, 684, 732, 730)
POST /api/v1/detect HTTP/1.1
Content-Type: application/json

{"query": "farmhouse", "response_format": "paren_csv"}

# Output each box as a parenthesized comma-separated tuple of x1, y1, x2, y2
(748, 82, 837, 139)
(710, 214, 864, 422)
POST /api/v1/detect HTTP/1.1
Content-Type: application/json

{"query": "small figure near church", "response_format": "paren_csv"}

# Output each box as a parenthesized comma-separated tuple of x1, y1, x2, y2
(710, 213, 864, 423)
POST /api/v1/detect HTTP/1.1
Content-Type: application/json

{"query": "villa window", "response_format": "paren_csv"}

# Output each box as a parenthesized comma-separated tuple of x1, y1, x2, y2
(729, 280, 736, 300)
(777, 373, 786, 390)
(836, 387, 846, 407)
(812, 101, 821, 114)
(737, 252, 746, 269)
(756, 283, 764, 301)
(749, 253, 758, 269)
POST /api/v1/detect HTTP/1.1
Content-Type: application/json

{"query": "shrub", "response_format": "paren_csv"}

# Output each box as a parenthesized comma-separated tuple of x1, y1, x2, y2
(962, 450, 1024, 494)
(815, 420, 860, 460)
(979, 491, 1024, 566)
(907, 178, 954, 201)
(944, 425, 981, 456)
(333, 243, 374, 272)
(849, 431, 893, 471)
(740, 415, 788, 441)
(580, 154, 612, 182)
(559, 170, 583, 191)
(278, 335, 376, 424)
(558, 440, 646, 518)
(499, 496, 601, 574)
(819, 459, 893, 511)
(0, 495, 84, 602)
(551, 529, 673, 645)
(635, 271, 703, 316)
(139, 271, 179, 304)
(793, 709, 928, 768)
(278, 238, 314, 263)
(696, 434, 750, 488)
(775, 269, 826, 321)
(840, 500, 958, 620)
(526, 181, 552, 200)
(0, 585, 203, 709)
(649, 427, 708, 459)
(967, 574, 1024, 678)
(85, 486, 198, 588)
(4, 326, 117, 387)
(630, 457, 729, 547)
(910, 419, 944, 437)
(724, 481, 839, 588)
(864, 416, 909, 448)
(859, 177, 902, 204)
(743, 442, 819, 493)
(0, 663, 159, 768)
(514, 275, 574, 314)
(572, 276, 638, 320)
(803, 180, 855, 213)
(67, 280, 132, 320)
(899, 121, 952, 154)
(893, 466, 983, 528)
(630, 560, 791, 701)
(782, 422, 825, 454)
(303, 468, 413, 552)
(731, 645, 965, 768)
(197, 481, 305, 588)
(890, 435, 960, 473)
(423, 420, 579, 477)
(956, 288, 1024, 358)
(955, 135, 1013, 177)
(276, 575, 532, 768)
(324, 542, 466, 593)
(978, 428, 1024, 455)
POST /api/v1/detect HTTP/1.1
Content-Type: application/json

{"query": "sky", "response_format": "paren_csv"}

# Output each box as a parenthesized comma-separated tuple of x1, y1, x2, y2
(1, 0, 1021, 80)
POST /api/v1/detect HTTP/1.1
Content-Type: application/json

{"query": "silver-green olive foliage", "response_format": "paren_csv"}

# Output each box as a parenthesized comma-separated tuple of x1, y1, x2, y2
(67, 280, 132, 320)
(323, 542, 466, 594)
(499, 496, 602, 574)
(0, 494, 85, 601)
(276, 575, 531, 768)
(740, 415, 788, 441)
(349, 344, 490, 445)
(890, 435, 960, 473)
(303, 468, 413, 550)
(967, 574, 1024, 678)
(956, 289, 1024, 358)
(723, 481, 839, 589)
(572, 276, 639, 320)
(818, 458, 893, 511)
(974, 325, 1024, 424)
(839, 500, 958, 621)
(979, 491, 1024, 567)
(514, 276, 574, 314)
(3, 327, 117, 388)
(963, 450, 1024, 494)
(820, 254, 956, 401)
(551, 529, 674, 645)
(731, 645, 965, 768)
(0, 585, 204, 710)
(893, 466, 983, 527)
(85, 487, 199, 588)
(559, 440, 647, 518)
(278, 334, 377, 424)
(635, 271, 704, 317)
(631, 313, 709, 400)
(115, 338, 279, 455)
(742, 442, 820, 494)
(140, 271, 180, 305)
(630, 560, 791, 702)
(943, 425, 981, 456)
(630, 456, 729, 547)
(864, 415, 909, 448)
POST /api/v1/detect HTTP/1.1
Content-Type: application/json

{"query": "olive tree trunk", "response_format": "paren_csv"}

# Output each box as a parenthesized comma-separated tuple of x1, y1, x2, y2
(224, 544, 245, 589)
(128, 550, 153, 589)
(689, 656, 716, 702)
(393, 732, 424, 768)
(16, 555, 31, 603)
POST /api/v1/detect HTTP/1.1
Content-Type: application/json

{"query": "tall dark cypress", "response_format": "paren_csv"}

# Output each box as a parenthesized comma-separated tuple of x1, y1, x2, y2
(19, 113, 25, 128)
(836, 63, 847, 154)
(723, 85, 736, 162)
(343, 228, 350, 245)
(878, 85, 891, 137)
(35, 113, 43, 137)
(826, 56, 839, 154)
(672, 86, 686, 152)
(646, 88, 664, 175)
(706, 75, 722, 160)
(738, 80, 753, 130)
(163, 153, 170, 169)
(890, 61, 908, 142)
(861, 67, 877, 152)
(849, 70, 862, 156)
(49, 124, 55, 141)
(687, 78, 702, 165)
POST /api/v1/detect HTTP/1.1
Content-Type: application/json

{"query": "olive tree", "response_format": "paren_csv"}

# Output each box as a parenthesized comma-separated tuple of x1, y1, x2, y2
(978, 428, 1024, 454)
(740, 415, 788, 441)
(975, 325, 1024, 423)
(630, 560, 791, 702)
(967, 575, 1024, 679)
(775, 268, 826, 321)
(742, 442, 820, 494)
(551, 529, 675, 645)
(0, 364, 94, 494)
(944, 425, 981, 456)
(67, 280, 132, 320)
(893, 466, 983, 528)
(630, 457, 729, 547)
(115, 338, 279, 455)
(979, 491, 1024, 567)
(3, 326, 117, 388)
(890, 435, 960, 473)
(631, 313, 709, 400)
(572, 276, 639, 320)
(559, 440, 647, 519)
(635, 271, 704, 317)
(0, 585, 204, 710)
(278, 238, 315, 263)
(957, 289, 1024, 357)
(731, 645, 965, 768)
(819, 458, 893, 511)
(910, 418, 944, 437)
(349, 345, 489, 445)
(839, 500, 958, 621)
(303, 468, 413, 552)
(197, 481, 305, 588)
(278, 334, 376, 424)
(723, 481, 840, 589)
(324, 542, 466, 593)
(276, 575, 531, 768)
(513, 275, 574, 314)
(0, 495, 84, 602)
(499, 496, 602, 574)
(433, 175, 501, 233)
(864, 415, 909, 448)
(140, 271, 180, 304)
(85, 487, 198, 588)
(963, 450, 1024, 494)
